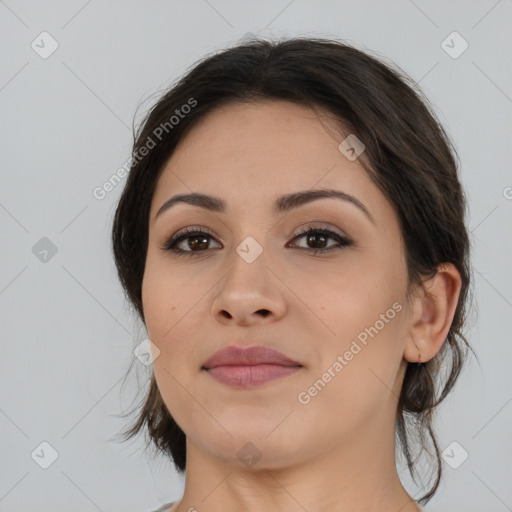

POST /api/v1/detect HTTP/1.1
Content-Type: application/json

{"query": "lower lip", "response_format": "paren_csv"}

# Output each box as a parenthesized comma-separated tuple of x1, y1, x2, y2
(204, 364, 302, 388)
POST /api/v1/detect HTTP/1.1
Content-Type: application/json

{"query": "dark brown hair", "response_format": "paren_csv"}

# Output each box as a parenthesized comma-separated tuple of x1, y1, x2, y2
(111, 36, 475, 504)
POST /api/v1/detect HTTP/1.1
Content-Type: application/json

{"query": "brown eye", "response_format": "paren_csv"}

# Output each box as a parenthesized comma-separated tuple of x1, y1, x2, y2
(161, 226, 352, 257)
(162, 228, 221, 256)
(289, 227, 352, 254)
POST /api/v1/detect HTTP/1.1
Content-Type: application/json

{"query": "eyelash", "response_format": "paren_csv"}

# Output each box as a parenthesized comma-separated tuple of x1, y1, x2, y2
(160, 224, 353, 257)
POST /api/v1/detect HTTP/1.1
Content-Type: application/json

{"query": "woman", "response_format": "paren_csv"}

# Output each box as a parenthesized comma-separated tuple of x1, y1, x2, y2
(112, 37, 473, 512)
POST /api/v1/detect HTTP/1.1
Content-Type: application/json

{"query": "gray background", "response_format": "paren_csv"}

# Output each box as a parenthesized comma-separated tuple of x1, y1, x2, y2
(1, 1, 511, 511)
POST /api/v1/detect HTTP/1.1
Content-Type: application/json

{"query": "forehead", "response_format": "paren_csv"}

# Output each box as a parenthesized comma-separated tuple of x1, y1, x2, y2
(151, 100, 395, 227)
(168, 100, 353, 178)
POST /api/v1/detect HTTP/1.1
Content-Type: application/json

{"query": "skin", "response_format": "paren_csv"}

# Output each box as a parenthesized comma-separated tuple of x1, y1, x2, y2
(142, 100, 461, 512)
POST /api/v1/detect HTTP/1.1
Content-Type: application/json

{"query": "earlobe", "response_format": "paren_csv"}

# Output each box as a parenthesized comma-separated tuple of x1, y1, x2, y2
(404, 263, 462, 363)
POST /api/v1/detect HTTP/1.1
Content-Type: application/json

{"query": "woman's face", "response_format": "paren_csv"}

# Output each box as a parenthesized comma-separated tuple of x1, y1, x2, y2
(142, 100, 413, 469)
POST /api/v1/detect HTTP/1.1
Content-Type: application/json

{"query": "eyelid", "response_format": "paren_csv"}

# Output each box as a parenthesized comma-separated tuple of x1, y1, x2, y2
(291, 221, 349, 239)
(161, 225, 217, 249)
(287, 225, 352, 251)
(161, 221, 353, 256)
(164, 222, 349, 245)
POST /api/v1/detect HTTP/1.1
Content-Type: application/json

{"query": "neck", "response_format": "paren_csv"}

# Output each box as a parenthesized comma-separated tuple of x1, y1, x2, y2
(173, 420, 420, 512)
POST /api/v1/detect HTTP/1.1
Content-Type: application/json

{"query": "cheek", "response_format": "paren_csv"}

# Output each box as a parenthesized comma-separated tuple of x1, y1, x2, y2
(296, 304, 407, 438)
(141, 260, 210, 376)
(141, 256, 191, 341)
(141, 267, 206, 423)
(141, 272, 167, 341)
(295, 257, 403, 332)
(296, 255, 408, 376)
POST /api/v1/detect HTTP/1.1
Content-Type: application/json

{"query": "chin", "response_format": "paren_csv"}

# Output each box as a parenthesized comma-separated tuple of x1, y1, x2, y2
(188, 419, 300, 464)
(213, 440, 304, 472)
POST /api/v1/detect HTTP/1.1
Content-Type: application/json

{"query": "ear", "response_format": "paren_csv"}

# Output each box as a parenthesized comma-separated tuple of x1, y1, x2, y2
(403, 263, 462, 363)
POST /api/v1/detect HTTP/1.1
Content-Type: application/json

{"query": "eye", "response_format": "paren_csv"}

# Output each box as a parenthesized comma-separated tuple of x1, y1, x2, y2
(287, 225, 352, 255)
(160, 224, 352, 257)
(160, 226, 221, 256)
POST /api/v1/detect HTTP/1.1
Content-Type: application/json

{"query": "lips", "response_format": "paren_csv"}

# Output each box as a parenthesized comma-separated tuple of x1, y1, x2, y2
(201, 345, 302, 388)
(202, 345, 301, 369)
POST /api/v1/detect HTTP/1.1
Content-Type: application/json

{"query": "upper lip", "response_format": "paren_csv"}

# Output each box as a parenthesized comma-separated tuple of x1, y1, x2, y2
(202, 345, 302, 369)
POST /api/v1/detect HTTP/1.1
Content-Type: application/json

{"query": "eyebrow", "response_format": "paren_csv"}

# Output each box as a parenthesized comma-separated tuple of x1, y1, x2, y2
(154, 188, 375, 224)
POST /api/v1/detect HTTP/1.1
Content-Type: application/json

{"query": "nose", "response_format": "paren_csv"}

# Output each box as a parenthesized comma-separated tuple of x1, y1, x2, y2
(211, 248, 286, 327)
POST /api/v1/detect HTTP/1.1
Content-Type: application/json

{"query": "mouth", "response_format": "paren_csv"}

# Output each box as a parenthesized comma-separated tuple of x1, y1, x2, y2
(203, 364, 302, 388)
(201, 345, 303, 389)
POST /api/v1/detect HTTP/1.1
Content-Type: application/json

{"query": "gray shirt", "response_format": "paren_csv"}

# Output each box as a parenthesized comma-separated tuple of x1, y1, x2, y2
(151, 502, 175, 512)
(151, 502, 429, 511)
